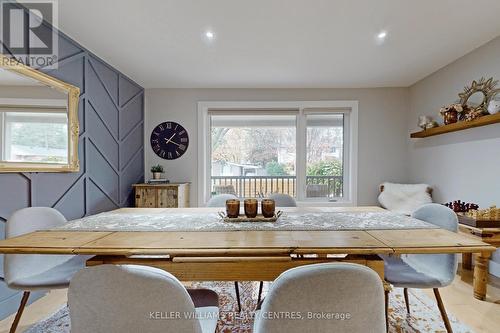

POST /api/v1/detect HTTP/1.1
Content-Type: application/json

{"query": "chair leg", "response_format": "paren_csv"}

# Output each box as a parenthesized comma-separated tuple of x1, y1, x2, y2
(403, 288, 411, 314)
(257, 281, 264, 305)
(234, 282, 241, 312)
(10, 291, 30, 333)
(433, 288, 453, 333)
(384, 289, 389, 333)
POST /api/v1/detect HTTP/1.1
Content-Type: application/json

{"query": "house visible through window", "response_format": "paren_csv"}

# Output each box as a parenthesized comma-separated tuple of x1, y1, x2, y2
(204, 105, 354, 203)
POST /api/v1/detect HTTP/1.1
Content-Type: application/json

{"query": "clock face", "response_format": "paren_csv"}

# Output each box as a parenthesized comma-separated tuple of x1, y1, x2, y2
(150, 121, 189, 160)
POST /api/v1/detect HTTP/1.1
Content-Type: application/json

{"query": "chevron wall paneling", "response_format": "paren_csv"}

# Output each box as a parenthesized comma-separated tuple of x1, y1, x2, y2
(0, 12, 144, 318)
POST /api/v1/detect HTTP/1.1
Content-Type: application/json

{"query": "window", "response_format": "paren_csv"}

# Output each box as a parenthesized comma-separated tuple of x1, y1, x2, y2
(198, 101, 358, 205)
(211, 114, 297, 198)
(0, 111, 68, 164)
(306, 113, 344, 199)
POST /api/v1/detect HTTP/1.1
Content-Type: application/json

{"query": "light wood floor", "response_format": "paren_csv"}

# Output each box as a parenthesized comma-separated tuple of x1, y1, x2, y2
(0, 266, 499, 333)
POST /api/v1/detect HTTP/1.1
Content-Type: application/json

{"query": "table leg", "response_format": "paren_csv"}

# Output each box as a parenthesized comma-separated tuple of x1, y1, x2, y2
(473, 251, 491, 300)
(462, 253, 472, 270)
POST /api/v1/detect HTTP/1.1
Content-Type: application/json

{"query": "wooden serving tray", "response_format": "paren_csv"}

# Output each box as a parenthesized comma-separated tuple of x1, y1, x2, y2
(458, 215, 500, 228)
(219, 211, 282, 223)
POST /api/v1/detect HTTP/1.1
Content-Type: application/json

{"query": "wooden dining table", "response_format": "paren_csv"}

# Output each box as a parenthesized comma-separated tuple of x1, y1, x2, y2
(0, 206, 494, 300)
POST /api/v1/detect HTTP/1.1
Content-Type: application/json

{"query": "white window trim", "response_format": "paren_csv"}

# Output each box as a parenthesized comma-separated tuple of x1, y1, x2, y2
(197, 101, 358, 207)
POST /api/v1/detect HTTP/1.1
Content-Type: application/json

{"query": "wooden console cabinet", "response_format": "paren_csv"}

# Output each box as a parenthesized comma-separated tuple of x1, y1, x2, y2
(133, 183, 190, 208)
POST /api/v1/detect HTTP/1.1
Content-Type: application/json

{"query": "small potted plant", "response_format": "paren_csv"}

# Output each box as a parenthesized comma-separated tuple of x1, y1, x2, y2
(150, 164, 164, 180)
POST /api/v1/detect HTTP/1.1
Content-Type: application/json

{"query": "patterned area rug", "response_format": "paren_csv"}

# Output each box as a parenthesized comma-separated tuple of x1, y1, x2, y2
(26, 282, 473, 333)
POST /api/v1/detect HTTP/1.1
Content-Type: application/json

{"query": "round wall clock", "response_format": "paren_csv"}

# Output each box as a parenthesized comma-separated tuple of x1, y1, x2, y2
(150, 121, 189, 160)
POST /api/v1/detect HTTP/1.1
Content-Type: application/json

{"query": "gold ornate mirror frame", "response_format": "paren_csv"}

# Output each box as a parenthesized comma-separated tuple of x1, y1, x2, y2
(0, 54, 80, 172)
(459, 77, 497, 115)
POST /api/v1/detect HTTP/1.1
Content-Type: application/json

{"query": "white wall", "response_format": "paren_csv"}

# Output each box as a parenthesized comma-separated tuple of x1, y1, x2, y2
(145, 88, 410, 206)
(408, 36, 500, 270)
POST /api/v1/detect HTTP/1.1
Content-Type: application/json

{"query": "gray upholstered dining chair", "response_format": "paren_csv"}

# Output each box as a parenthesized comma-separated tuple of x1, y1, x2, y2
(4, 207, 90, 333)
(268, 193, 297, 207)
(383, 203, 458, 333)
(206, 193, 238, 207)
(253, 263, 386, 333)
(69, 264, 219, 333)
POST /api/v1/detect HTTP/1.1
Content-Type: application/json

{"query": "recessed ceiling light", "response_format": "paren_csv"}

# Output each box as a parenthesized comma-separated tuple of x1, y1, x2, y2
(205, 31, 215, 40)
(377, 31, 387, 40)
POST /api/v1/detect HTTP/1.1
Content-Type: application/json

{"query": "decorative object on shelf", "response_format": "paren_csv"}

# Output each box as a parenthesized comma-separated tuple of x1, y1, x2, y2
(439, 103, 462, 125)
(150, 164, 164, 180)
(411, 77, 500, 139)
(459, 77, 498, 118)
(410, 112, 500, 138)
(487, 89, 500, 115)
(225, 199, 240, 218)
(150, 121, 189, 160)
(418, 115, 431, 129)
(261, 199, 276, 218)
(463, 108, 484, 121)
(417, 115, 439, 130)
(425, 120, 439, 129)
(444, 200, 479, 213)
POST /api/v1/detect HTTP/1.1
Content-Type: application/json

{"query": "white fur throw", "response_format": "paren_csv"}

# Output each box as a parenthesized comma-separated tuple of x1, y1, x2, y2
(378, 182, 432, 215)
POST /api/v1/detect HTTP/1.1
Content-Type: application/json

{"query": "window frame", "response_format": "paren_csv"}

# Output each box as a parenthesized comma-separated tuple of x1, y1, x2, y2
(198, 101, 358, 207)
(301, 110, 350, 203)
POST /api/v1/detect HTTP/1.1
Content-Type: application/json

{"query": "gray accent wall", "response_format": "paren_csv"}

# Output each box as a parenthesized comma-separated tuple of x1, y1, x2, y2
(0, 7, 144, 319)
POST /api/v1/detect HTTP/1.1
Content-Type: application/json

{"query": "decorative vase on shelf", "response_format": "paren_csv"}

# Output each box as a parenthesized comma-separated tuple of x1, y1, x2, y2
(442, 110, 458, 125)
(440, 104, 462, 125)
(488, 100, 500, 115)
(418, 115, 432, 130)
(152, 172, 163, 180)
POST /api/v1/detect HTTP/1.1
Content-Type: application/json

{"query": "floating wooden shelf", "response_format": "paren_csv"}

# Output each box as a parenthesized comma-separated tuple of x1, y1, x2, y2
(410, 113, 500, 138)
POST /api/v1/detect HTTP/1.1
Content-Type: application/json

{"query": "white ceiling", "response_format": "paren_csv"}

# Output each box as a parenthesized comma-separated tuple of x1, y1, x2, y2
(57, 0, 500, 88)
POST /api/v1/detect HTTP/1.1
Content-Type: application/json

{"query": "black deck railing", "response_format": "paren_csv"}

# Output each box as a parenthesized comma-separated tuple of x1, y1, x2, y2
(211, 175, 343, 198)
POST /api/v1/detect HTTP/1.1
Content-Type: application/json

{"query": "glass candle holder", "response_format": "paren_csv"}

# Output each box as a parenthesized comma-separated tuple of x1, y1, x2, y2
(261, 199, 276, 218)
(243, 199, 258, 218)
(244, 199, 258, 218)
(226, 199, 240, 218)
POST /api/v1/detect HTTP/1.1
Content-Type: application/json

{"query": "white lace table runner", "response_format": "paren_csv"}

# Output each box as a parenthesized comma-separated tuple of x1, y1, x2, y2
(56, 211, 436, 232)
